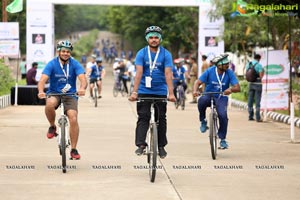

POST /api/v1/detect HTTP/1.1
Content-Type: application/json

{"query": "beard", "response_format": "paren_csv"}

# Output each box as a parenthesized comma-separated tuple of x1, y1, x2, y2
(59, 54, 70, 63)
(148, 42, 159, 49)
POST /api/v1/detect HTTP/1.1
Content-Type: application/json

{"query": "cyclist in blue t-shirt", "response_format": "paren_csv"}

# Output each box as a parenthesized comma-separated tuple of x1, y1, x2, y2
(172, 58, 188, 102)
(88, 57, 106, 98)
(193, 54, 240, 149)
(128, 25, 176, 159)
(37, 40, 87, 160)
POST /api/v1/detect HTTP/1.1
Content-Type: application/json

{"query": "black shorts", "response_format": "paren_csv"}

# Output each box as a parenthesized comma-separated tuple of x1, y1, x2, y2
(90, 78, 102, 84)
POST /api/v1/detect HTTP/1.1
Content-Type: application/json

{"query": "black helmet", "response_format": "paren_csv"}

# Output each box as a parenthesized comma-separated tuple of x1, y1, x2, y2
(145, 26, 162, 36)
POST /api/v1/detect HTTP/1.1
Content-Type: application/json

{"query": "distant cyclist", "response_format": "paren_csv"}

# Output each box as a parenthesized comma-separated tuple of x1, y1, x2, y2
(128, 25, 176, 159)
(172, 58, 188, 102)
(37, 40, 87, 159)
(88, 57, 106, 98)
(193, 54, 240, 149)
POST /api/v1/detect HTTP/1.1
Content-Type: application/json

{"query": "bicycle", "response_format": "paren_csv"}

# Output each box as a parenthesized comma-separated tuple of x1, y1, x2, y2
(47, 93, 77, 173)
(137, 97, 167, 182)
(113, 78, 125, 97)
(199, 91, 223, 160)
(175, 83, 185, 110)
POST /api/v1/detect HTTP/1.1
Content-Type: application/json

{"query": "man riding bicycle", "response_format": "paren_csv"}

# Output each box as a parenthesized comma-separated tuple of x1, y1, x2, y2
(88, 57, 106, 98)
(193, 54, 240, 149)
(37, 40, 87, 159)
(128, 25, 176, 159)
(172, 58, 188, 102)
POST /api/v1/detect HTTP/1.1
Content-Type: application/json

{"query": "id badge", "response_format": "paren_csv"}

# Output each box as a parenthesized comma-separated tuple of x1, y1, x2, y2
(145, 76, 152, 88)
(65, 83, 71, 90)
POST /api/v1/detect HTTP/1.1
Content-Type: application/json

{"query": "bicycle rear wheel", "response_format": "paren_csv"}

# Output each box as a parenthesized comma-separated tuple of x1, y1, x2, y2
(209, 112, 217, 160)
(93, 87, 98, 107)
(59, 119, 67, 173)
(148, 123, 158, 182)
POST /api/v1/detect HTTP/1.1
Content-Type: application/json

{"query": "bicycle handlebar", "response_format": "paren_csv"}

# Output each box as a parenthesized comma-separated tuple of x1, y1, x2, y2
(137, 97, 168, 103)
(199, 91, 224, 96)
(46, 93, 78, 98)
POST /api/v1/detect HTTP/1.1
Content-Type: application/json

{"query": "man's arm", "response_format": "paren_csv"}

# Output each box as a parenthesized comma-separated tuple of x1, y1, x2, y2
(193, 79, 203, 97)
(37, 74, 49, 99)
(224, 83, 241, 95)
(165, 67, 176, 102)
(77, 74, 87, 96)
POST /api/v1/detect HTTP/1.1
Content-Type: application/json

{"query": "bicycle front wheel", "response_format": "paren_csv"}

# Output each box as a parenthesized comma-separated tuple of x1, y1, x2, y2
(60, 120, 67, 173)
(93, 87, 98, 107)
(148, 123, 158, 182)
(180, 89, 185, 110)
(209, 112, 218, 160)
(113, 83, 118, 97)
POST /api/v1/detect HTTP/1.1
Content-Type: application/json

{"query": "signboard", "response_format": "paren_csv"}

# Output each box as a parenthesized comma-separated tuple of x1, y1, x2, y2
(0, 22, 19, 40)
(0, 40, 19, 56)
(260, 50, 289, 110)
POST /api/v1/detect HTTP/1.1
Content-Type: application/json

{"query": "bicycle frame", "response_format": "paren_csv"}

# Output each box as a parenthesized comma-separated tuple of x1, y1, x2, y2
(137, 97, 167, 182)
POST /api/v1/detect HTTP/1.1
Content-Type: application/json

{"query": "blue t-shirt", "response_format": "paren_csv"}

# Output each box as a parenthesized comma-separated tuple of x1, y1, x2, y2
(199, 66, 238, 94)
(135, 46, 173, 95)
(172, 66, 186, 84)
(42, 57, 85, 94)
(90, 64, 104, 79)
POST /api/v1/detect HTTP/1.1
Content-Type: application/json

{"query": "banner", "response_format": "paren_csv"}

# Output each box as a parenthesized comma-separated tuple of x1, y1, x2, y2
(0, 22, 19, 57)
(260, 50, 289, 110)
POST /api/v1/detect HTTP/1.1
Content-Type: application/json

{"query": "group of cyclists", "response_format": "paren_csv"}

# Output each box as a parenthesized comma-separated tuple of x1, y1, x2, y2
(37, 25, 240, 160)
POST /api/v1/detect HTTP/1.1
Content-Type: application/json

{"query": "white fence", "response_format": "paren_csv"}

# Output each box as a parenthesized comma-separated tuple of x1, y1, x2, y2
(0, 94, 11, 109)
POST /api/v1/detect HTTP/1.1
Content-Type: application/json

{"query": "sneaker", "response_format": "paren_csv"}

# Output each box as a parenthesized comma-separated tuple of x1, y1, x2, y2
(47, 126, 57, 139)
(70, 149, 81, 160)
(135, 146, 146, 156)
(158, 147, 167, 159)
(220, 139, 228, 149)
(248, 118, 254, 121)
(98, 95, 102, 99)
(257, 119, 263, 122)
(200, 119, 208, 133)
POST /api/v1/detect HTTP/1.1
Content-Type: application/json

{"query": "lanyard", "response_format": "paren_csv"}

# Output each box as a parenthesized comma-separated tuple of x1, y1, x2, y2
(215, 67, 225, 92)
(147, 46, 160, 76)
(177, 68, 181, 77)
(96, 65, 100, 75)
(59, 61, 69, 83)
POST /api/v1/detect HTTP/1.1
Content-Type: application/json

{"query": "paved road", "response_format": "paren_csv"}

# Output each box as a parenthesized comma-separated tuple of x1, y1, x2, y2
(0, 64, 300, 200)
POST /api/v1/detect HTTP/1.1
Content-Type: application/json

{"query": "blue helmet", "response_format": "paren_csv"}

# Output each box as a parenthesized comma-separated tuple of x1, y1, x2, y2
(96, 57, 102, 63)
(57, 40, 73, 51)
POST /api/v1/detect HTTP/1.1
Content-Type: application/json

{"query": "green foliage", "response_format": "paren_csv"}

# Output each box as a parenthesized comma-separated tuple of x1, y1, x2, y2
(55, 5, 108, 38)
(0, 59, 15, 96)
(210, 0, 300, 52)
(231, 79, 249, 101)
(292, 79, 300, 94)
(71, 29, 99, 60)
(106, 6, 199, 57)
